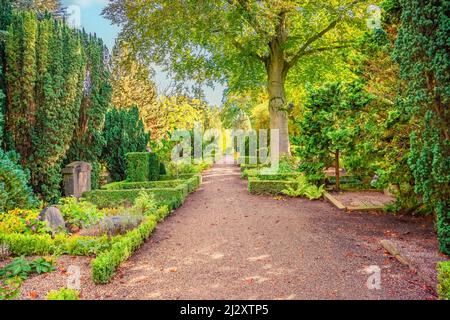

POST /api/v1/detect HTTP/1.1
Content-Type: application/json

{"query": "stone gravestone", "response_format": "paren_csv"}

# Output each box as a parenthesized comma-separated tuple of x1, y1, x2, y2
(62, 161, 92, 198)
(39, 207, 66, 234)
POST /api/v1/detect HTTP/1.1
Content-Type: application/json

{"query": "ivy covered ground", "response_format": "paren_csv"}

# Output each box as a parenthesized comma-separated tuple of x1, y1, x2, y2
(6, 164, 442, 300)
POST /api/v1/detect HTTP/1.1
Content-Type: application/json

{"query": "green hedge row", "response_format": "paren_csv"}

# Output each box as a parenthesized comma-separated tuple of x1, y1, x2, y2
(242, 169, 302, 181)
(438, 261, 450, 300)
(92, 206, 171, 284)
(149, 153, 160, 181)
(125, 153, 150, 182)
(102, 175, 202, 194)
(0, 233, 111, 256)
(248, 179, 300, 195)
(83, 184, 189, 210)
(102, 180, 183, 190)
(91, 216, 158, 284)
(125, 152, 160, 182)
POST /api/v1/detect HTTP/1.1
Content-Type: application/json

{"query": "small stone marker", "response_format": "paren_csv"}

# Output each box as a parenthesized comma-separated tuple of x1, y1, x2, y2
(39, 207, 66, 234)
(62, 161, 92, 198)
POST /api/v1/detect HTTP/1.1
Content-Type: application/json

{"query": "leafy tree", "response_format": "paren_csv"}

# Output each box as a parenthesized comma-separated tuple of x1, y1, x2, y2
(102, 107, 150, 181)
(393, 0, 450, 254)
(295, 81, 372, 188)
(110, 40, 159, 133)
(104, 0, 372, 155)
(66, 32, 112, 190)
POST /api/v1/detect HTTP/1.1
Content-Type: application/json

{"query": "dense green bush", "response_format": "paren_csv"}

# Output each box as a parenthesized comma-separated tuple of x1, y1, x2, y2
(438, 261, 450, 300)
(58, 197, 104, 229)
(102, 107, 149, 182)
(248, 179, 300, 195)
(148, 152, 160, 181)
(125, 152, 150, 182)
(0, 150, 37, 212)
(92, 216, 158, 284)
(83, 185, 189, 210)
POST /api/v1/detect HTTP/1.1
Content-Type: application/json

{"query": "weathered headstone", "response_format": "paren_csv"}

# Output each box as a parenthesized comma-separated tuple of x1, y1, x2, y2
(39, 207, 66, 234)
(62, 161, 92, 198)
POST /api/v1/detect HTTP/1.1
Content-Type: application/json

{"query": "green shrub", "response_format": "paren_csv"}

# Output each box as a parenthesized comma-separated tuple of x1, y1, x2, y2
(0, 150, 37, 212)
(58, 197, 104, 229)
(92, 216, 158, 284)
(438, 261, 450, 300)
(132, 191, 158, 216)
(148, 153, 160, 181)
(83, 185, 189, 210)
(125, 152, 150, 182)
(281, 175, 325, 200)
(248, 179, 300, 195)
(47, 288, 79, 300)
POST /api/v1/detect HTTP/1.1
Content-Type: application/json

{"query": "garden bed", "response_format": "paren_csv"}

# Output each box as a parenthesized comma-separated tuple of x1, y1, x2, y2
(324, 190, 395, 211)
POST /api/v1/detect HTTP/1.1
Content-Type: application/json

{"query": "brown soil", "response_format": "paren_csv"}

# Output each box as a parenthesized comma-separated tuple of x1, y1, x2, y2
(331, 191, 395, 208)
(14, 164, 441, 300)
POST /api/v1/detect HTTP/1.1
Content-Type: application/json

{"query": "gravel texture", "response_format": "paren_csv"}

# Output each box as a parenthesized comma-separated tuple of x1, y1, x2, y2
(14, 164, 440, 300)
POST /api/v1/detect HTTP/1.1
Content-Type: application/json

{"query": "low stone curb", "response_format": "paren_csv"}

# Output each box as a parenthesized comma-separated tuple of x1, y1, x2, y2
(380, 239, 436, 293)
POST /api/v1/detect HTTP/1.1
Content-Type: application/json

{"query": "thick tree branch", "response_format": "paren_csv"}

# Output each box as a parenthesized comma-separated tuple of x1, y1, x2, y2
(285, 0, 363, 70)
(286, 19, 339, 70)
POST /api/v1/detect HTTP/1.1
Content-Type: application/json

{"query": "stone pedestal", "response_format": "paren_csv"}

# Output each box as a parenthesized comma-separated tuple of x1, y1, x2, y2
(62, 162, 92, 198)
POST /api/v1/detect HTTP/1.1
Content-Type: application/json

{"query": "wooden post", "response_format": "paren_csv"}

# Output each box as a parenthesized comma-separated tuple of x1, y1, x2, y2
(335, 149, 340, 191)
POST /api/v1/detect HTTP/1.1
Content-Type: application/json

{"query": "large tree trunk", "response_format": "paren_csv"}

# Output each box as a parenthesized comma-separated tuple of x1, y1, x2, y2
(267, 48, 290, 156)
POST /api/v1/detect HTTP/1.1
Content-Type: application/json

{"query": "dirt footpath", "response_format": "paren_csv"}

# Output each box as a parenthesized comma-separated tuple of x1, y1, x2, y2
(19, 164, 439, 300)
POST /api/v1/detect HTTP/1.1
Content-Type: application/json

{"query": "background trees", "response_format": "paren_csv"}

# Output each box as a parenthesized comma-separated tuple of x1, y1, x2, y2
(110, 41, 159, 133)
(102, 107, 149, 182)
(4, 11, 85, 202)
(104, 0, 372, 155)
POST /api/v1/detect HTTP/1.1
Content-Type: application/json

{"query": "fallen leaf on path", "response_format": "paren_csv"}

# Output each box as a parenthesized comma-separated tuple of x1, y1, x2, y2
(29, 291, 38, 299)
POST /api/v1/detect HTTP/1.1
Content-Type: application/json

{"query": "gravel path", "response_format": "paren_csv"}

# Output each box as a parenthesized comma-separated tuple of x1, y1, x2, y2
(18, 164, 439, 300)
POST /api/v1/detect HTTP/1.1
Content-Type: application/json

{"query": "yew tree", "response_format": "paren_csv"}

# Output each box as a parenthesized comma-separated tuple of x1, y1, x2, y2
(104, 0, 372, 155)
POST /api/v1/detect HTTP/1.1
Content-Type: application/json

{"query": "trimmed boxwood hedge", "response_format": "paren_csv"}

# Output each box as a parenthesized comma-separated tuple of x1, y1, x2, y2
(102, 180, 183, 190)
(101, 175, 201, 194)
(0, 233, 111, 256)
(83, 184, 189, 210)
(248, 178, 300, 195)
(148, 153, 160, 181)
(91, 206, 171, 284)
(438, 261, 450, 300)
(242, 169, 302, 181)
(125, 152, 150, 182)
(91, 216, 158, 284)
